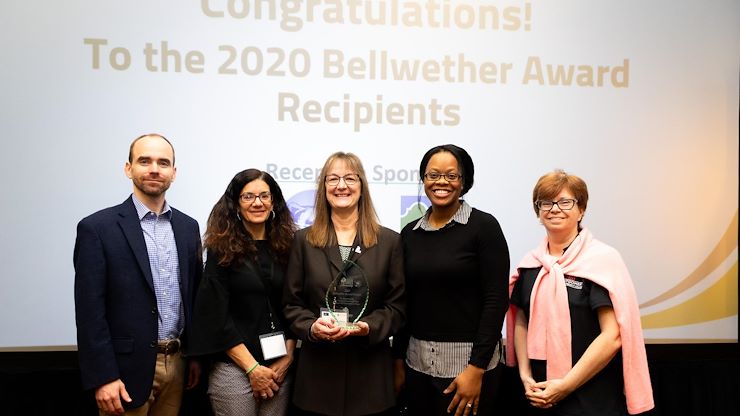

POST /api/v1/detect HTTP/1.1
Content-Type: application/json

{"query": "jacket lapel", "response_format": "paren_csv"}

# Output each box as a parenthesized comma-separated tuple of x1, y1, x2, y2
(323, 244, 345, 276)
(118, 196, 155, 292)
(351, 235, 370, 265)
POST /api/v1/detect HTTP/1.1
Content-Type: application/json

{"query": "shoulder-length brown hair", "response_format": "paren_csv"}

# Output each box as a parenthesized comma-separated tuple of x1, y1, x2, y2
(204, 169, 296, 267)
(306, 152, 380, 248)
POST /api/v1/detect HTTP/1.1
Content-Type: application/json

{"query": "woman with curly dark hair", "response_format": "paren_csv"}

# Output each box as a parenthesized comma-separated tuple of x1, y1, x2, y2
(190, 169, 297, 416)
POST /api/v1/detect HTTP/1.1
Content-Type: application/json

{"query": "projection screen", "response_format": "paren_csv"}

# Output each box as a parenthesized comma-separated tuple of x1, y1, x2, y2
(0, 0, 737, 350)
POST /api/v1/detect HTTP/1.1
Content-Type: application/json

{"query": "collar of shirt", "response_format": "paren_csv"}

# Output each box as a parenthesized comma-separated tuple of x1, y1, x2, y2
(413, 200, 471, 231)
(131, 193, 172, 221)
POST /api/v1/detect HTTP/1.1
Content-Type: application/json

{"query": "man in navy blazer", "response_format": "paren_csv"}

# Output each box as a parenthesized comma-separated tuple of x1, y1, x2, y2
(74, 134, 202, 415)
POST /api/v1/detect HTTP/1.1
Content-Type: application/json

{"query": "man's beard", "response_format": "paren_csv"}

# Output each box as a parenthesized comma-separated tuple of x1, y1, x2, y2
(134, 177, 171, 197)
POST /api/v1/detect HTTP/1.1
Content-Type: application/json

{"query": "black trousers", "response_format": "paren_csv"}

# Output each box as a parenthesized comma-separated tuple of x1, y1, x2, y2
(403, 364, 503, 416)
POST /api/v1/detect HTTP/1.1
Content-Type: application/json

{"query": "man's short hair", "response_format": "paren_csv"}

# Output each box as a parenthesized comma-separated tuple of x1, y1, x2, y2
(128, 133, 175, 164)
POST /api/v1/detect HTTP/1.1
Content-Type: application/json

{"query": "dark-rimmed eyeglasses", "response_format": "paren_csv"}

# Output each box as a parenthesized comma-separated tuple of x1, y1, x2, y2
(423, 172, 462, 182)
(325, 174, 360, 187)
(240, 192, 272, 204)
(535, 198, 578, 211)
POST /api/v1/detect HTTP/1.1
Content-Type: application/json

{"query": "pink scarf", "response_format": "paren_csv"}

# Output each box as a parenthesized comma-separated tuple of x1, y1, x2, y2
(505, 228, 654, 414)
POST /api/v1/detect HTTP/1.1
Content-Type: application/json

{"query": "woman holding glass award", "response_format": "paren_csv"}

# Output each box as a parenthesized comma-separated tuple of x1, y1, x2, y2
(189, 169, 297, 416)
(393, 144, 510, 416)
(283, 151, 406, 416)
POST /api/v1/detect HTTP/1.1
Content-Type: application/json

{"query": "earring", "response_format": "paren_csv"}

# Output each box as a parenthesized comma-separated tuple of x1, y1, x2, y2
(270, 210, 276, 220)
(236, 211, 242, 221)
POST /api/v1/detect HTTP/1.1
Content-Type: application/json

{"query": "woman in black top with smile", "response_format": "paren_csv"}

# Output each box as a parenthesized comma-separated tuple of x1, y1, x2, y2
(190, 169, 296, 416)
(394, 145, 510, 416)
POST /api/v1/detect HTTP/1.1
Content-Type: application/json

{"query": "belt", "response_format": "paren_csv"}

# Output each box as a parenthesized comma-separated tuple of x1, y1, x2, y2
(156, 338, 180, 355)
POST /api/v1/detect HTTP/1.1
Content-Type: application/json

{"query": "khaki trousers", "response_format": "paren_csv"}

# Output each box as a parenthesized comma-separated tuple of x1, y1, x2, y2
(100, 351, 185, 416)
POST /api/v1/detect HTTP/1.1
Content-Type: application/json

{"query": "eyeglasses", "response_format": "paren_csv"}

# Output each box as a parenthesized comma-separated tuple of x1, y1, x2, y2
(325, 174, 360, 187)
(240, 192, 272, 204)
(423, 172, 462, 182)
(535, 198, 578, 211)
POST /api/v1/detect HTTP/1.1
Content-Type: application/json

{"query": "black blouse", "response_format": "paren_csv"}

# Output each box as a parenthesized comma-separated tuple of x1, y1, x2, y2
(189, 241, 292, 363)
(511, 267, 626, 416)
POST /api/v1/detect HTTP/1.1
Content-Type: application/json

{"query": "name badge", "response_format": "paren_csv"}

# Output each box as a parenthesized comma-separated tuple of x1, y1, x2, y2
(259, 331, 287, 360)
(320, 307, 349, 327)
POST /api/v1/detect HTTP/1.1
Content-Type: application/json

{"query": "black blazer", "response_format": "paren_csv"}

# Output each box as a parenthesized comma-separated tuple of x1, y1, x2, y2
(74, 196, 202, 408)
(283, 226, 405, 416)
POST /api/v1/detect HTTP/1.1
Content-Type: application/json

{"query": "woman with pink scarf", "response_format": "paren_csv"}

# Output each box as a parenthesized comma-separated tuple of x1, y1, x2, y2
(506, 170, 654, 415)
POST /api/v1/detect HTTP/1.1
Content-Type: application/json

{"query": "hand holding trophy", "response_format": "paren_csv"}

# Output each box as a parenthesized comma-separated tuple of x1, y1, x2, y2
(325, 259, 369, 332)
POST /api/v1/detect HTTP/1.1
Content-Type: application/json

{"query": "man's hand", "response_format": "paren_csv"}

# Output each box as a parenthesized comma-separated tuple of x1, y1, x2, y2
(95, 379, 131, 415)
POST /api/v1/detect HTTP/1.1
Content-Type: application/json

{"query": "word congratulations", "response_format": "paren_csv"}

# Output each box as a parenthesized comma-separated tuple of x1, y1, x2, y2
(200, 0, 532, 32)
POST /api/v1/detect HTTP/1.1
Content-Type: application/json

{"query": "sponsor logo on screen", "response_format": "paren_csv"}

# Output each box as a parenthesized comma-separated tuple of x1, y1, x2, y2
(400, 195, 430, 229)
(287, 189, 316, 228)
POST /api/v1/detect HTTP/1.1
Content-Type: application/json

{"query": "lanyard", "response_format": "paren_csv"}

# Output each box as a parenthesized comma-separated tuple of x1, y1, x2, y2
(253, 249, 277, 331)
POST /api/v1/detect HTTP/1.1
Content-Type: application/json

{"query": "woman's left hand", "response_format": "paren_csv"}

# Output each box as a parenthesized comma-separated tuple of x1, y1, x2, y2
(346, 321, 370, 337)
(525, 378, 570, 408)
(311, 317, 349, 342)
(444, 364, 484, 416)
(267, 353, 293, 385)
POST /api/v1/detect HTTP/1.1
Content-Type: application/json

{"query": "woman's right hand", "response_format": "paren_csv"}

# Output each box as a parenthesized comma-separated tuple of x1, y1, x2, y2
(520, 374, 555, 409)
(247, 365, 280, 399)
(310, 316, 349, 342)
(520, 374, 539, 394)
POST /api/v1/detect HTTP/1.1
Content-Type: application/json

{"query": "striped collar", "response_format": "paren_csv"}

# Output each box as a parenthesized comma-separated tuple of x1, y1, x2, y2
(413, 200, 471, 231)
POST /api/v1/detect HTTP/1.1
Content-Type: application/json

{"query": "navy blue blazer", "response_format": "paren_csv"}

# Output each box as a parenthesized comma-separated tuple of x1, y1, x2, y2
(74, 196, 202, 408)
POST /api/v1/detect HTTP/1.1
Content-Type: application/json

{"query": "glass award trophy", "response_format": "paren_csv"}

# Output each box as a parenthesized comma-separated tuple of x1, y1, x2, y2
(325, 260, 369, 330)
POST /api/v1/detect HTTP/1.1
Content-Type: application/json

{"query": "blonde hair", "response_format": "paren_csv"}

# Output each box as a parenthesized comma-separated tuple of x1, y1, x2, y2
(306, 152, 380, 248)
